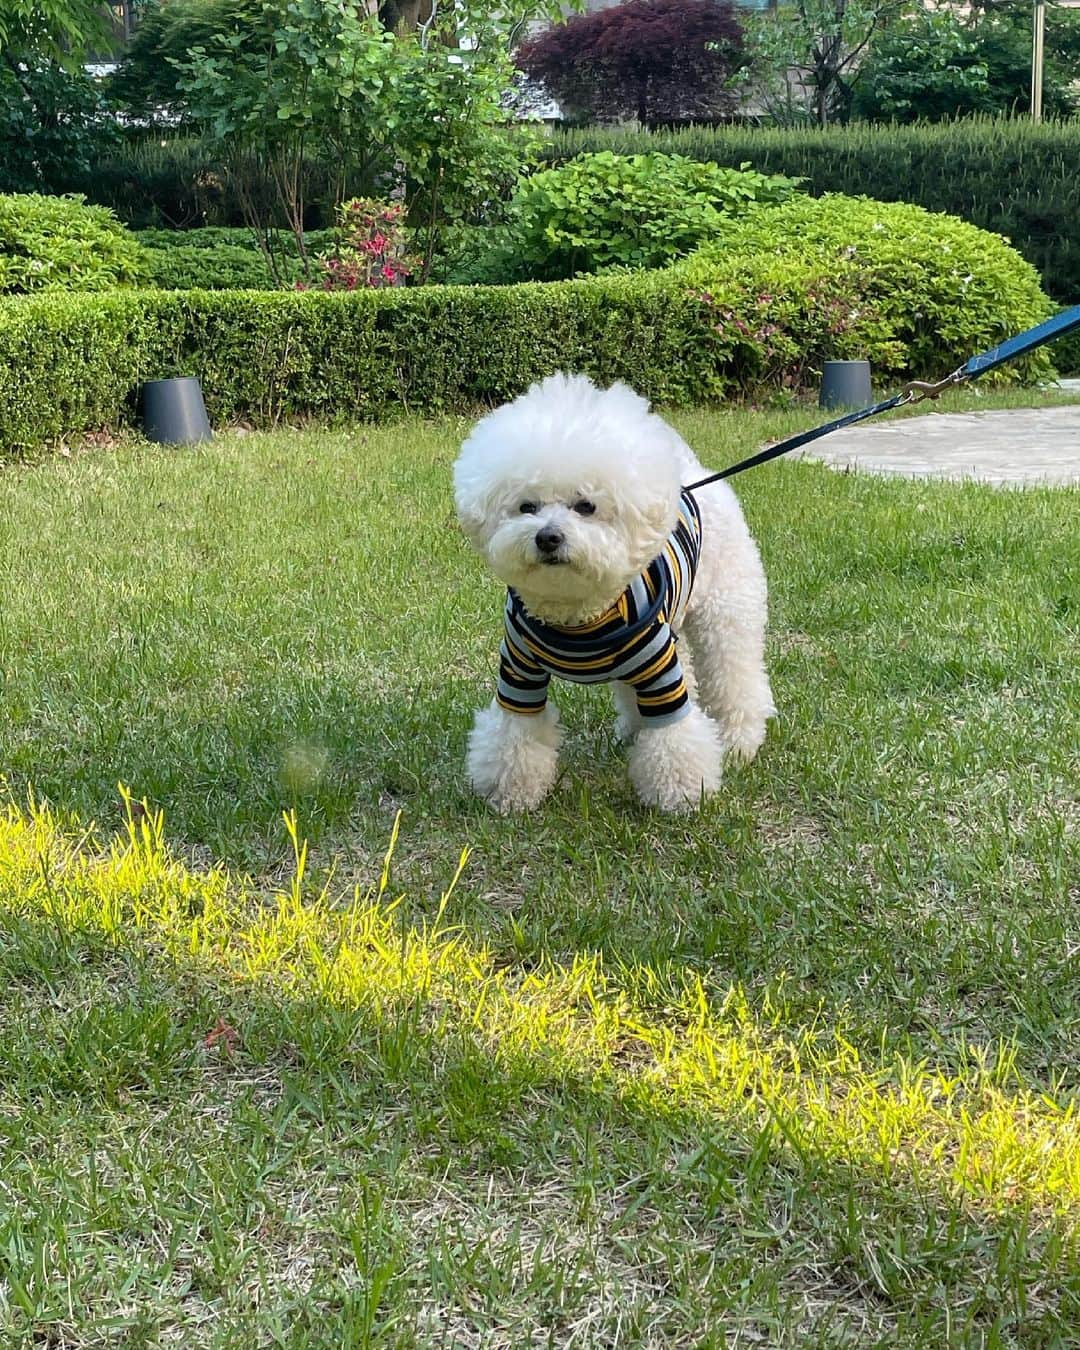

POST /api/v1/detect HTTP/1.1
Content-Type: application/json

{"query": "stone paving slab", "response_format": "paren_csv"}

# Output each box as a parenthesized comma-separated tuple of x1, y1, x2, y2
(798, 400, 1080, 487)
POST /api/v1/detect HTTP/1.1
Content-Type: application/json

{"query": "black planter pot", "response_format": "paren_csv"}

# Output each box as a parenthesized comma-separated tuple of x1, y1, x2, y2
(141, 377, 212, 445)
(819, 360, 872, 411)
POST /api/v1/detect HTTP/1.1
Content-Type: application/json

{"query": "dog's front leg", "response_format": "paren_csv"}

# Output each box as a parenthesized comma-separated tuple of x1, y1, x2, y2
(466, 702, 563, 813)
(627, 704, 724, 812)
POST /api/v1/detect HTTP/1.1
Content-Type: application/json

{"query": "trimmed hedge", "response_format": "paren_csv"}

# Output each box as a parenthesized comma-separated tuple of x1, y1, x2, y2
(1053, 308, 1080, 376)
(545, 119, 1080, 302)
(0, 195, 1055, 454)
(141, 243, 294, 290)
(0, 280, 718, 451)
(682, 195, 1054, 385)
(135, 228, 335, 290)
(134, 227, 335, 253)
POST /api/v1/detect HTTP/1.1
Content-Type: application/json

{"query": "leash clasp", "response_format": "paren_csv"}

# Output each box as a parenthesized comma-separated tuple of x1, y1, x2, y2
(901, 366, 965, 404)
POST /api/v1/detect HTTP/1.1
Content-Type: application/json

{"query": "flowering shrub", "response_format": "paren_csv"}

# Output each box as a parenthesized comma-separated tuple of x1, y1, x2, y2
(312, 199, 418, 291)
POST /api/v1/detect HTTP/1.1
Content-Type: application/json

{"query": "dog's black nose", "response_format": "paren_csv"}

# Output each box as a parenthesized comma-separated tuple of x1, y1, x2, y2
(535, 527, 565, 555)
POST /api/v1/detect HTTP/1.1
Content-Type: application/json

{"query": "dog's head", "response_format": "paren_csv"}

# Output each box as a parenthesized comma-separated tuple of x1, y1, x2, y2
(453, 374, 683, 623)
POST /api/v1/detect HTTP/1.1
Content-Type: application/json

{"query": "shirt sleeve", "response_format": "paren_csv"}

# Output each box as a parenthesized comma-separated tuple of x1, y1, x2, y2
(624, 623, 690, 726)
(496, 633, 550, 716)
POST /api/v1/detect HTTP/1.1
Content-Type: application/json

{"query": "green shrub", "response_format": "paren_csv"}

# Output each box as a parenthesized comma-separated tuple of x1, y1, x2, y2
(64, 136, 236, 230)
(0, 193, 145, 294)
(134, 226, 334, 254)
(0, 63, 119, 194)
(140, 243, 300, 290)
(510, 151, 802, 278)
(682, 195, 1054, 384)
(134, 228, 333, 290)
(425, 224, 528, 286)
(1052, 306, 1080, 376)
(0, 279, 717, 452)
(850, 7, 1080, 124)
(545, 120, 1080, 302)
(0, 197, 1055, 454)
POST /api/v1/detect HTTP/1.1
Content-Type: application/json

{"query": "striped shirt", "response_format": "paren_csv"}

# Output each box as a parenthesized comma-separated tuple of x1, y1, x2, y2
(496, 490, 702, 728)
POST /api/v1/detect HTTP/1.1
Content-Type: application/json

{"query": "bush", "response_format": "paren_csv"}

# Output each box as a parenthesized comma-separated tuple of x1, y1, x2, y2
(545, 120, 1080, 302)
(680, 195, 1054, 387)
(312, 200, 417, 292)
(135, 226, 334, 254)
(63, 136, 236, 230)
(0, 279, 718, 453)
(425, 224, 529, 286)
(511, 152, 802, 278)
(0, 193, 145, 294)
(140, 243, 297, 290)
(0, 63, 119, 194)
(1052, 306, 1080, 377)
(0, 197, 1054, 454)
(135, 227, 338, 289)
(851, 6, 1080, 124)
(64, 137, 338, 233)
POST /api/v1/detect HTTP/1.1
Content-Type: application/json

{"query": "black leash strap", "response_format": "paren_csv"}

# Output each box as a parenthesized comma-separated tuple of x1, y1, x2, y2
(685, 390, 911, 489)
(685, 304, 1080, 492)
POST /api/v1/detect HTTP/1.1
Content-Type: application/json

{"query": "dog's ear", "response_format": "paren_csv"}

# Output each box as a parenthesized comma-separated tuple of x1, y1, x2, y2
(634, 471, 680, 538)
(620, 472, 680, 573)
(640, 494, 678, 537)
(452, 464, 499, 549)
(455, 500, 490, 548)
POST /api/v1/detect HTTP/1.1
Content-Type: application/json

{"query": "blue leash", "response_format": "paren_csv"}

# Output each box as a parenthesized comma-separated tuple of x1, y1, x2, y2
(685, 304, 1080, 490)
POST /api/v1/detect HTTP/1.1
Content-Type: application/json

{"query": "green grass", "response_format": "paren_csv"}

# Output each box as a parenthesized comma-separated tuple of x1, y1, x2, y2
(0, 392, 1077, 1344)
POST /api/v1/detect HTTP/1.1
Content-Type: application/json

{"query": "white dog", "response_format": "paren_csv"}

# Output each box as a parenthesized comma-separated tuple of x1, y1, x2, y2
(453, 373, 775, 813)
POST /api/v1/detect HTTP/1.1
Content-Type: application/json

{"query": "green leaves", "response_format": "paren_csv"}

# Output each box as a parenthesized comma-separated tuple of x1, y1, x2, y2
(852, 6, 1080, 123)
(2, 187, 1053, 455)
(165, 0, 535, 276)
(511, 152, 802, 279)
(0, 193, 145, 295)
(0, 0, 111, 67)
(682, 193, 1054, 383)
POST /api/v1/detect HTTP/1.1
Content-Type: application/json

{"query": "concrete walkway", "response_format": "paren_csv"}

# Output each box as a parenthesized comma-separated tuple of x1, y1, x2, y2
(799, 382, 1080, 487)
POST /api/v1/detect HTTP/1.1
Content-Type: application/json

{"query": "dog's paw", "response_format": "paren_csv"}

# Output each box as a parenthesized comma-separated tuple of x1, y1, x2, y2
(716, 703, 775, 765)
(628, 707, 724, 812)
(466, 701, 562, 813)
(613, 711, 639, 744)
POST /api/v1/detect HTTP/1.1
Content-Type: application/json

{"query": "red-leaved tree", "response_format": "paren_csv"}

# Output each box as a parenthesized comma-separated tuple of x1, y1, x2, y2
(515, 0, 747, 128)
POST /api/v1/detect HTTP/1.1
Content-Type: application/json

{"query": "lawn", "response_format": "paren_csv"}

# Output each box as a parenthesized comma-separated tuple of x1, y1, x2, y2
(0, 391, 1077, 1345)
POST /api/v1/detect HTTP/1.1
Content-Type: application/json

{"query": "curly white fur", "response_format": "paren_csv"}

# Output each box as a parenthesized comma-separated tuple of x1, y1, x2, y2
(454, 373, 775, 813)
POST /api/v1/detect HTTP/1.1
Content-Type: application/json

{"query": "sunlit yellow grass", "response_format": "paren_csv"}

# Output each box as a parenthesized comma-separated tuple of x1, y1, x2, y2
(2, 796, 1076, 1223)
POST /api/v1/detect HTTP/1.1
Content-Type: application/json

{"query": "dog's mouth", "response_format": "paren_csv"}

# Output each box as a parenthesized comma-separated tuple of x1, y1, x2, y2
(539, 554, 569, 566)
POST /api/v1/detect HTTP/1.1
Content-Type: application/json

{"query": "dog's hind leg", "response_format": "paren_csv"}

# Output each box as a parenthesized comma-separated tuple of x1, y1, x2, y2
(684, 598, 774, 763)
(682, 566, 774, 765)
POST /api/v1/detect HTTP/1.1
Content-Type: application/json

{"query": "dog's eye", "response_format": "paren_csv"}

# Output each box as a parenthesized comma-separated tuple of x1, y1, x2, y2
(518, 501, 539, 515)
(573, 500, 596, 516)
